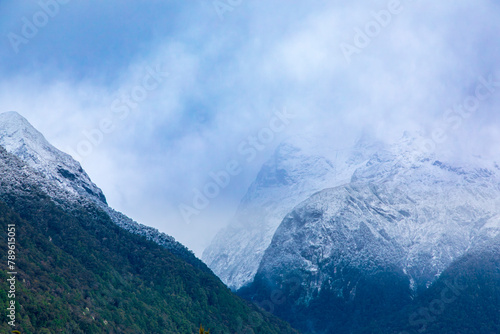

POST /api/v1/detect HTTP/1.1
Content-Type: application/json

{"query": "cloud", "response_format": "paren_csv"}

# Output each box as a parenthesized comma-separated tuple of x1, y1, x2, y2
(0, 0, 499, 255)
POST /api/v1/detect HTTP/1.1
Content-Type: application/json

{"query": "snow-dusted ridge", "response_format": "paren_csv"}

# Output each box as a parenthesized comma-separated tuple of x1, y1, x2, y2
(204, 130, 500, 292)
(0, 111, 106, 204)
(203, 134, 384, 289)
(0, 111, 203, 270)
(259, 146, 500, 298)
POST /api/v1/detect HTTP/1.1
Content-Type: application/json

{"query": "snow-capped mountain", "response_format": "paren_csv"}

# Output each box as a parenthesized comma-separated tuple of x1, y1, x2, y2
(0, 111, 106, 203)
(258, 138, 500, 289)
(203, 135, 383, 289)
(0, 113, 298, 334)
(239, 134, 500, 333)
(0, 111, 203, 269)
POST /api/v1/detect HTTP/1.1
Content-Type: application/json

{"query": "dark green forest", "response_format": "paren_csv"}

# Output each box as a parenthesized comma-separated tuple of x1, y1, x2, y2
(239, 240, 500, 334)
(375, 239, 500, 334)
(1, 146, 499, 334)
(0, 184, 298, 333)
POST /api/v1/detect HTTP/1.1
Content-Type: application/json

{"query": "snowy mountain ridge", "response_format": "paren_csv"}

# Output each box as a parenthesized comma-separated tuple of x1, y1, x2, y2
(0, 111, 106, 204)
(203, 135, 384, 289)
(257, 140, 500, 298)
(204, 130, 500, 291)
(232, 134, 500, 333)
(0, 111, 202, 269)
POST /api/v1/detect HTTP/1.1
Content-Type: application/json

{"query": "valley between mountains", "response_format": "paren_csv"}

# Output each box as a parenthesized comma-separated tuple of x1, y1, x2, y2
(1, 111, 499, 333)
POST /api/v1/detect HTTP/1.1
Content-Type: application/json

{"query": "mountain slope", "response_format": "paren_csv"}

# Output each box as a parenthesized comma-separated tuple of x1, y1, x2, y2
(239, 135, 500, 333)
(0, 111, 106, 204)
(0, 114, 300, 333)
(371, 235, 500, 334)
(0, 111, 204, 271)
(203, 136, 382, 289)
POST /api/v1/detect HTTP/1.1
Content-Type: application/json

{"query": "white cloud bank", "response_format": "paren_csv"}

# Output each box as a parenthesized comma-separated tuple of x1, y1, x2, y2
(1, 0, 499, 255)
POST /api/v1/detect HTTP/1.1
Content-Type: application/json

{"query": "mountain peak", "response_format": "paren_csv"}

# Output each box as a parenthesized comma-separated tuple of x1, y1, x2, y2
(1, 111, 215, 275)
(0, 110, 54, 151)
(0, 110, 27, 120)
(0, 111, 38, 132)
(0, 111, 107, 204)
(203, 135, 384, 289)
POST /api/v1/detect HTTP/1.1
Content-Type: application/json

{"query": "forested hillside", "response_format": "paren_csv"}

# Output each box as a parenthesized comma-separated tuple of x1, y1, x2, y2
(0, 147, 298, 333)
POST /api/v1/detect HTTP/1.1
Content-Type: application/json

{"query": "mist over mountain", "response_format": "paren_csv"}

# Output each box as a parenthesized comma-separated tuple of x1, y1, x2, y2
(2, 1, 500, 333)
(0, 111, 207, 270)
(0, 111, 298, 333)
(203, 135, 384, 289)
(3, 110, 499, 333)
(205, 131, 500, 333)
(3, 1, 500, 257)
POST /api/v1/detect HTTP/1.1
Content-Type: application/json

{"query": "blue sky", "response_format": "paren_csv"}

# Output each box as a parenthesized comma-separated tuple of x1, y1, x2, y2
(1, 0, 500, 255)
